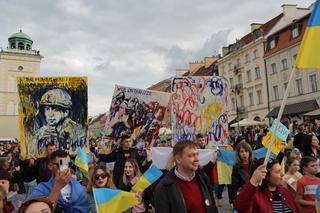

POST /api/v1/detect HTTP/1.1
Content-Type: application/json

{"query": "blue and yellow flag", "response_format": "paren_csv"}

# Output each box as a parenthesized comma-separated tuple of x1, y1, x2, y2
(217, 149, 235, 184)
(295, 0, 320, 68)
(132, 165, 163, 192)
(93, 188, 139, 213)
(75, 147, 92, 178)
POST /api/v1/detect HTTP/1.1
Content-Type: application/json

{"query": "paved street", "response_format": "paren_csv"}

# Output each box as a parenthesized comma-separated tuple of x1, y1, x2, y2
(216, 187, 233, 213)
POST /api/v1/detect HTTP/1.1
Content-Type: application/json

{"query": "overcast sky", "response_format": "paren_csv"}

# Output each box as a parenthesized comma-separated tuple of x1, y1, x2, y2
(0, 0, 314, 116)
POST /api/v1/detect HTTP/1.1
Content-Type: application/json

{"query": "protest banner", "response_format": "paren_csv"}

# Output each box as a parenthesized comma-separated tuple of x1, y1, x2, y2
(171, 76, 229, 146)
(105, 85, 171, 145)
(17, 77, 88, 158)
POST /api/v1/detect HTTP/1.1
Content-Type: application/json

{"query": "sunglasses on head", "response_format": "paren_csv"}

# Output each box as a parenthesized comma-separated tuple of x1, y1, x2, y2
(95, 173, 108, 181)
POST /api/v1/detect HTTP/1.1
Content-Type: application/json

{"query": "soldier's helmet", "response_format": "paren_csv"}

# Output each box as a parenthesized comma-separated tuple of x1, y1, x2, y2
(40, 88, 72, 109)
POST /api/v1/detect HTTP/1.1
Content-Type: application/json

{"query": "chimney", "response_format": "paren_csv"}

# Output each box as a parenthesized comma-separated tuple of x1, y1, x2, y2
(176, 69, 189, 76)
(222, 46, 229, 56)
(189, 61, 204, 74)
(251, 23, 263, 32)
(281, 4, 297, 18)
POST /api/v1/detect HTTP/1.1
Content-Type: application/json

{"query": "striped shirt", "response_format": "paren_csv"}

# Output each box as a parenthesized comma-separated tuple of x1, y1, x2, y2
(271, 191, 293, 213)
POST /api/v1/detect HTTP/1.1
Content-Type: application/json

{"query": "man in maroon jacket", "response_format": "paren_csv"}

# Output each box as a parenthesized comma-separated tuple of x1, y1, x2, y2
(154, 140, 218, 213)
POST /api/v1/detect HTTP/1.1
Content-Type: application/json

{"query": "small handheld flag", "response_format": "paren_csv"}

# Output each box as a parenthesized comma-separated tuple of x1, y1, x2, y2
(75, 147, 92, 178)
(132, 165, 163, 192)
(93, 188, 139, 213)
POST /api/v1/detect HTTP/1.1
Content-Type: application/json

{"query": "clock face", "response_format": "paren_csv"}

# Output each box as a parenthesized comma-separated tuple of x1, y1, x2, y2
(18, 66, 23, 71)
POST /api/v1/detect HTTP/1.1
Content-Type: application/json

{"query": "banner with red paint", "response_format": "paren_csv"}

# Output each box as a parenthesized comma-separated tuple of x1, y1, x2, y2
(171, 76, 229, 146)
(105, 85, 171, 146)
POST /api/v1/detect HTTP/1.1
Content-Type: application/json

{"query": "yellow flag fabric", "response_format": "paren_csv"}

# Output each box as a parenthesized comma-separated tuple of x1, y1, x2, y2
(217, 161, 232, 184)
(94, 188, 138, 213)
(262, 132, 286, 155)
(295, 0, 320, 68)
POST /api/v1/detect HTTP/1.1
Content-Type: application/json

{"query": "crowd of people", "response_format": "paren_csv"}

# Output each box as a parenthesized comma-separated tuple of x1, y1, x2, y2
(0, 122, 318, 213)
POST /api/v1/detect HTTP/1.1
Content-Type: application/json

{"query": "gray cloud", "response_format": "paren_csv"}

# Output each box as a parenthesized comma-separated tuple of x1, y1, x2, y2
(0, 0, 314, 115)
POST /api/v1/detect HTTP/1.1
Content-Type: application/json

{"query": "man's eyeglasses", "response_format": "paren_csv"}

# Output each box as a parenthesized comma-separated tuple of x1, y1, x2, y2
(95, 173, 108, 181)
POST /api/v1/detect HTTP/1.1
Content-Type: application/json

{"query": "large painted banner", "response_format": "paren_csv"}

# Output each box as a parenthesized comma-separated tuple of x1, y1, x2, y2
(17, 77, 88, 158)
(105, 85, 171, 146)
(171, 76, 229, 146)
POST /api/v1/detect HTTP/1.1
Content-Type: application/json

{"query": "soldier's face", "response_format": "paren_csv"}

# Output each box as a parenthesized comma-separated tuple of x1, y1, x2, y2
(44, 106, 68, 126)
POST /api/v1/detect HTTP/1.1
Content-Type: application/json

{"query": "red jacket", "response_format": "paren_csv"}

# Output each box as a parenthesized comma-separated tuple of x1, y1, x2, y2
(234, 181, 299, 213)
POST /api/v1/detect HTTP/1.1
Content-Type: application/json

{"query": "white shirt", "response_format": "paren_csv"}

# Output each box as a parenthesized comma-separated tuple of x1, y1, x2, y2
(61, 184, 71, 204)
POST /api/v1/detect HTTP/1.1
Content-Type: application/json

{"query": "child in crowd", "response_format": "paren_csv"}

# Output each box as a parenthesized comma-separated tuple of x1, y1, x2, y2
(296, 156, 320, 213)
(231, 142, 255, 203)
(282, 157, 302, 195)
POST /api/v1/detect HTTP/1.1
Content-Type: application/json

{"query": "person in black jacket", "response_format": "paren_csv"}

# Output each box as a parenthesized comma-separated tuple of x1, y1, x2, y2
(98, 136, 144, 187)
(293, 124, 307, 152)
(231, 141, 255, 203)
(154, 140, 218, 213)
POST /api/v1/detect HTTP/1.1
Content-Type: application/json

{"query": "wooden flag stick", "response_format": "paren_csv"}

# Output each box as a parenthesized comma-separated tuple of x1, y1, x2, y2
(263, 67, 296, 166)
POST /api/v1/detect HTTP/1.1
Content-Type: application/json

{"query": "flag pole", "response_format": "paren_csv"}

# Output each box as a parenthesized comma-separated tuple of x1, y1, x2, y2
(263, 67, 296, 166)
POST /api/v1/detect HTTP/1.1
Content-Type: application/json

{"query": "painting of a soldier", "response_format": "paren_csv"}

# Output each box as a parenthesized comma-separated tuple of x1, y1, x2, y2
(17, 77, 88, 158)
(37, 88, 85, 152)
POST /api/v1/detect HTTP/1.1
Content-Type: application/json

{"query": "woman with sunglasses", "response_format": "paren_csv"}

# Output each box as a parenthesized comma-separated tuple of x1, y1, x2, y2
(87, 165, 115, 213)
(234, 158, 299, 213)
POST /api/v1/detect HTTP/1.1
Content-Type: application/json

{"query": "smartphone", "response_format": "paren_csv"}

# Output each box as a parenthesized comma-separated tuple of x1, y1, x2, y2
(59, 158, 68, 171)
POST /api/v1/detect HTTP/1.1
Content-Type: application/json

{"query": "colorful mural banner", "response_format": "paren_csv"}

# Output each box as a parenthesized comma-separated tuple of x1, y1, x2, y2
(105, 85, 171, 145)
(171, 76, 229, 145)
(17, 77, 88, 158)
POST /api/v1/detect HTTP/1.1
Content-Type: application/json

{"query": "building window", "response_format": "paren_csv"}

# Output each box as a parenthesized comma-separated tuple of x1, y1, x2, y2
(18, 42, 24, 50)
(236, 58, 241, 68)
(231, 98, 236, 110)
(309, 74, 317, 92)
(296, 79, 303, 95)
(291, 24, 301, 39)
(269, 39, 276, 49)
(228, 63, 232, 71)
(255, 66, 261, 79)
(273, 85, 279, 100)
(240, 95, 244, 107)
(238, 74, 242, 84)
(281, 59, 288, 70)
(230, 78, 234, 88)
(271, 63, 277, 74)
(253, 49, 258, 59)
(8, 76, 16, 92)
(293, 54, 297, 65)
(6, 101, 14, 115)
(249, 92, 254, 106)
(247, 70, 252, 82)
(245, 54, 250, 63)
(257, 90, 263, 104)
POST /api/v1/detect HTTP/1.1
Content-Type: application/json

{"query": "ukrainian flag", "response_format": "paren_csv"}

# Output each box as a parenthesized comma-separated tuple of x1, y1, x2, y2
(132, 165, 163, 192)
(75, 147, 92, 178)
(295, 0, 320, 68)
(93, 188, 138, 213)
(217, 149, 235, 184)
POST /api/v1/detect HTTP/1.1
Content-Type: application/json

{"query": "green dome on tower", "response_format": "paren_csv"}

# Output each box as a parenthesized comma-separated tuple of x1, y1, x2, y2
(8, 30, 33, 51)
(9, 30, 33, 42)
